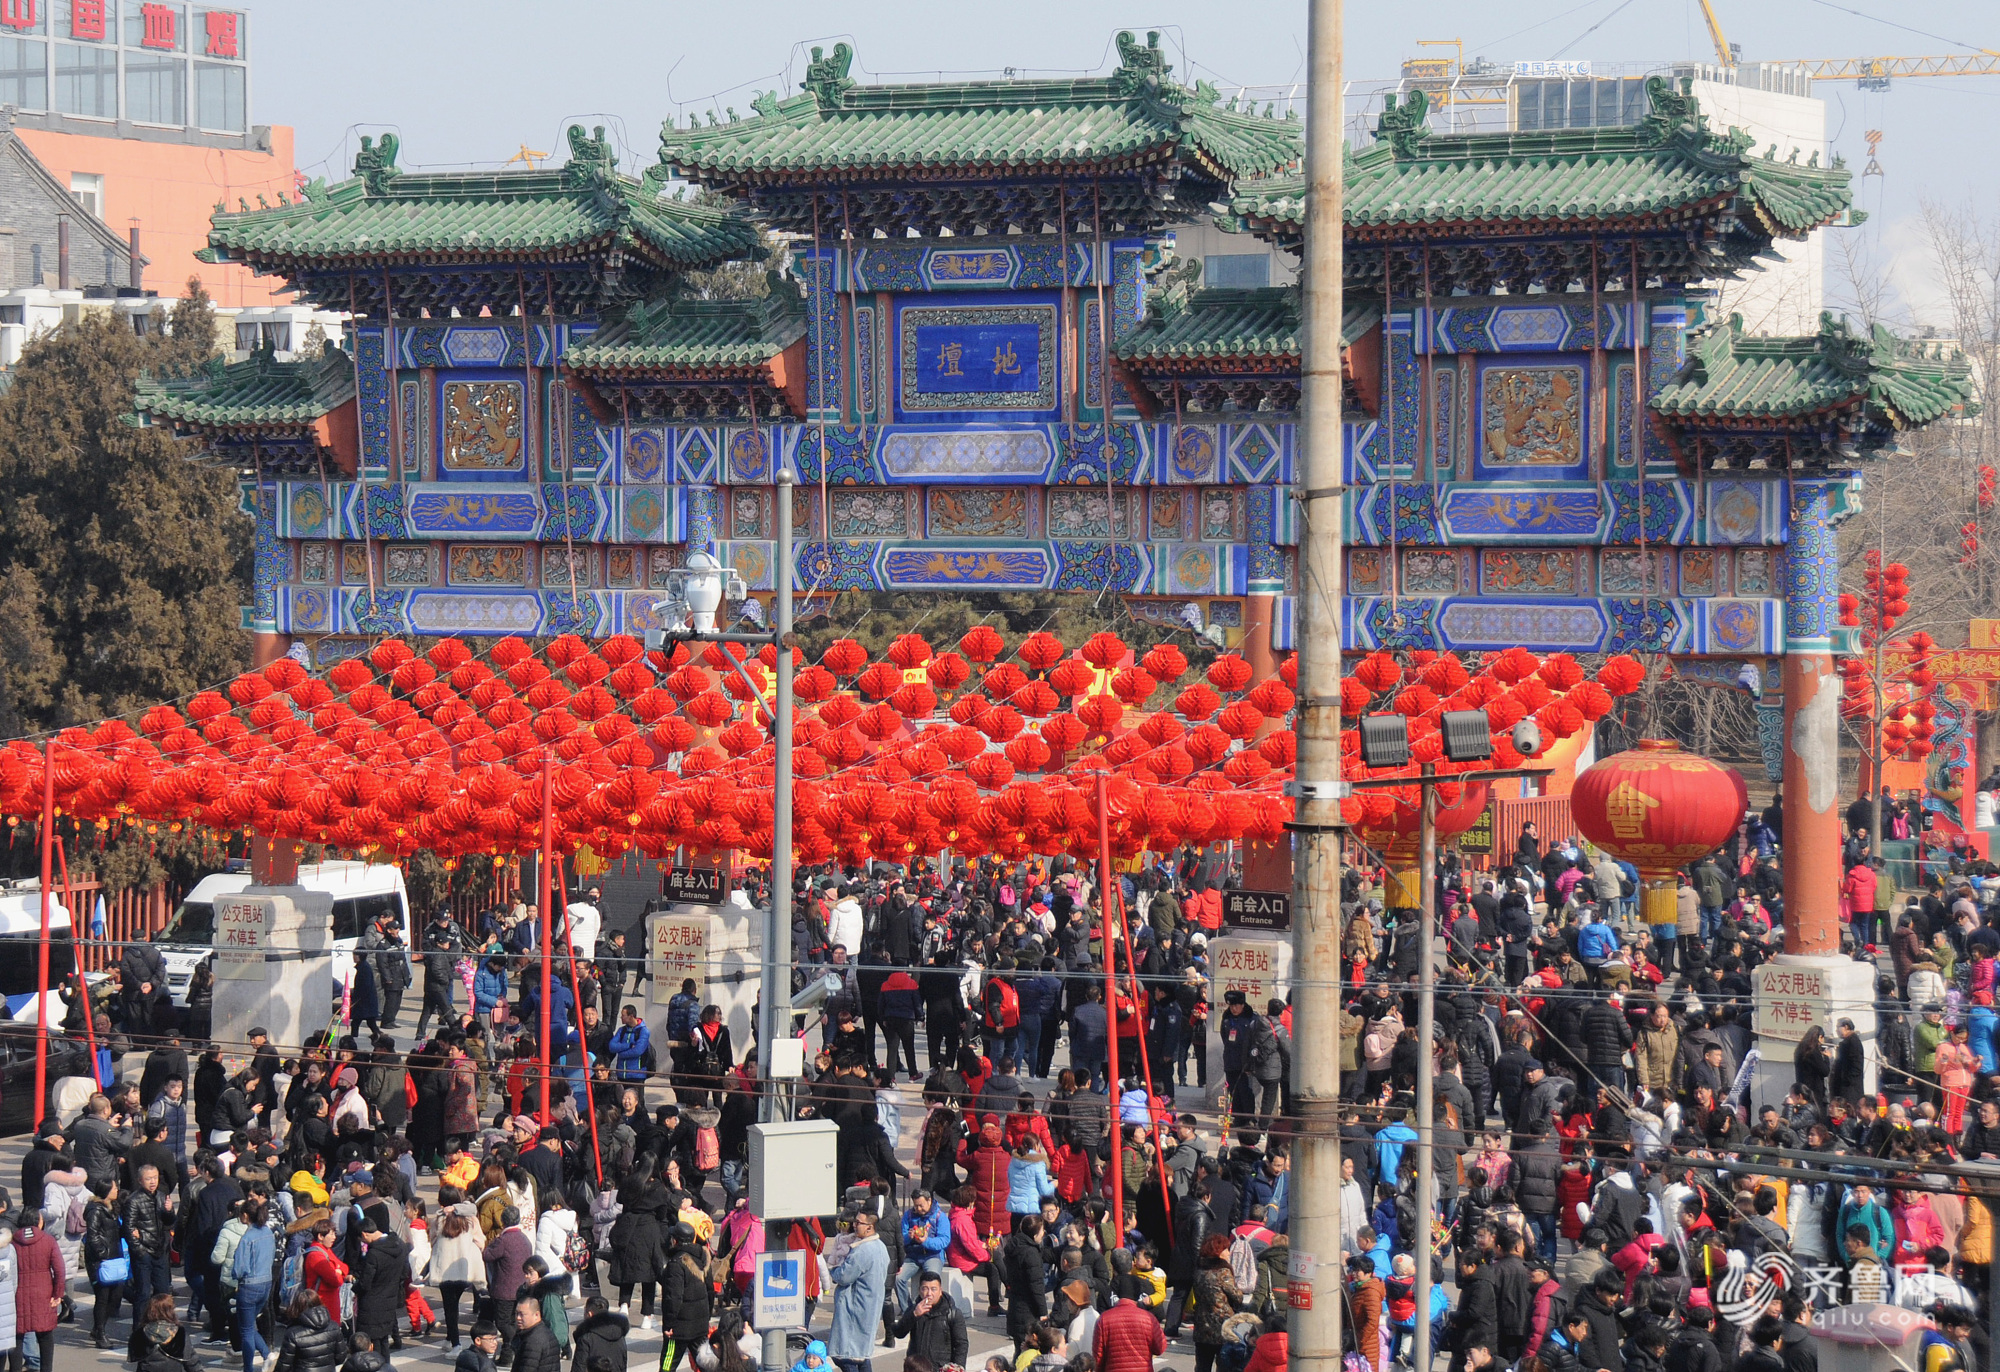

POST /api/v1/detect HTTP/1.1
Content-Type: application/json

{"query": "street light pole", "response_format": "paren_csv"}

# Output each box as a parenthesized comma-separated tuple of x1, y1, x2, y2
(1290, 0, 1345, 1364)
(1413, 765, 1437, 1372)
(760, 466, 795, 1120)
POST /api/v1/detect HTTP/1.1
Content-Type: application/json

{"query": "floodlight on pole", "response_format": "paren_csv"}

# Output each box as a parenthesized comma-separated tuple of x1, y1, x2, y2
(1440, 709, 1494, 763)
(1358, 713, 1410, 769)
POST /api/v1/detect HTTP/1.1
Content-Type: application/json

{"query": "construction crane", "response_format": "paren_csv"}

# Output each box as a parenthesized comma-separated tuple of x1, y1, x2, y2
(1699, 0, 2000, 87)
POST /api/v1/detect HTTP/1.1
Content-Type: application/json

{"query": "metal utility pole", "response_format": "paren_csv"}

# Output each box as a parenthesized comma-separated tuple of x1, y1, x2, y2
(1413, 768, 1437, 1372)
(759, 464, 796, 1116)
(1289, 0, 1345, 1364)
(758, 467, 796, 1372)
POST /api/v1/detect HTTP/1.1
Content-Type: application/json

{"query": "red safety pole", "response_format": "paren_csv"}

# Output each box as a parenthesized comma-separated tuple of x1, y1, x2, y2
(32, 747, 54, 1128)
(55, 839, 101, 1086)
(1110, 881, 1177, 1226)
(1094, 774, 1124, 1245)
(539, 751, 554, 1125)
(559, 929, 605, 1186)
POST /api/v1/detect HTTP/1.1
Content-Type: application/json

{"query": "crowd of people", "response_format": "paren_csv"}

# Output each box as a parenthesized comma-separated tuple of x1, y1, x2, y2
(13, 794, 2000, 1372)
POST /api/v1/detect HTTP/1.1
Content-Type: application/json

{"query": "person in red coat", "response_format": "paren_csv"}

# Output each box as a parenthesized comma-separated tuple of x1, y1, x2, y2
(1093, 1291, 1167, 1372)
(301, 1219, 350, 1318)
(15, 1209, 67, 1370)
(1556, 1160, 1595, 1243)
(1244, 1313, 1289, 1372)
(955, 1115, 1012, 1245)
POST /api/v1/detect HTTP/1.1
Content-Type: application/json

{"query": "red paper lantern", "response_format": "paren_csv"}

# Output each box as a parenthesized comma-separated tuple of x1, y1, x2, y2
(1570, 739, 1747, 928)
(1353, 781, 1493, 902)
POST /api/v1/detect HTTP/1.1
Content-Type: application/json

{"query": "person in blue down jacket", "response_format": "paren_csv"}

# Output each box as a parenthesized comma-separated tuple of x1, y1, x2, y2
(1576, 908, 1621, 979)
(893, 1191, 952, 1314)
(473, 956, 509, 1021)
(1006, 1135, 1057, 1217)
(606, 1005, 650, 1083)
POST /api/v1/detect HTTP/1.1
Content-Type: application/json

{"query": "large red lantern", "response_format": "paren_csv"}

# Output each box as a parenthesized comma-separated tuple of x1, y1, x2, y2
(1570, 739, 1747, 929)
(1354, 780, 1492, 907)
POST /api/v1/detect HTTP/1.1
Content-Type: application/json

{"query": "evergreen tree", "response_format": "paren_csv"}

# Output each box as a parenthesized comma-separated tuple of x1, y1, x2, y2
(0, 277, 250, 738)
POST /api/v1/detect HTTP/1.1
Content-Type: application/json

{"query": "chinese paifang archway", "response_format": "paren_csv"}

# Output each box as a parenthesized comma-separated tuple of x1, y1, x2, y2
(0, 633, 1644, 865)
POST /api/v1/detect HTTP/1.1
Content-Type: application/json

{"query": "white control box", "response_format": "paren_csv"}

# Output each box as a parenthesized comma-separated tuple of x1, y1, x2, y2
(748, 1119, 839, 1220)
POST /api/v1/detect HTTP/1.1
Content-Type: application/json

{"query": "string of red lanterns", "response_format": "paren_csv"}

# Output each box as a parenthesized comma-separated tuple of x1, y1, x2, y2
(0, 632, 1647, 866)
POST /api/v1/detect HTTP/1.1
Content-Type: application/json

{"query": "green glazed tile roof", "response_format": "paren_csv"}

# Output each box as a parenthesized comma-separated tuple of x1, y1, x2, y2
(1652, 312, 1976, 427)
(133, 345, 356, 430)
(1222, 78, 1852, 242)
(564, 277, 807, 374)
(1116, 284, 1379, 367)
(657, 33, 1299, 185)
(205, 127, 760, 272)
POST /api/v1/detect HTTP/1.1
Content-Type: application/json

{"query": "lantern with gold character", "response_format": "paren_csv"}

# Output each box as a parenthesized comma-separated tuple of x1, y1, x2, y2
(1569, 739, 1747, 929)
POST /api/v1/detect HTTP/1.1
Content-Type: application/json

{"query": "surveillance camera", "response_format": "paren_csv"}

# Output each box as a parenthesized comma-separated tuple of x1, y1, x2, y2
(1512, 719, 1543, 758)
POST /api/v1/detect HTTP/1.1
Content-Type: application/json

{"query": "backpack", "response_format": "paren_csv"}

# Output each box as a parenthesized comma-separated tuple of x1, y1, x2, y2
(695, 1125, 721, 1172)
(562, 1229, 594, 1274)
(987, 980, 1021, 1031)
(1227, 1233, 1257, 1293)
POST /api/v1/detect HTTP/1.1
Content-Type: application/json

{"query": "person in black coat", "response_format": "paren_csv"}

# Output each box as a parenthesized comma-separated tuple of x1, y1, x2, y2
(1828, 1020, 1866, 1105)
(512, 1297, 563, 1372)
(659, 1225, 712, 1366)
(568, 1300, 628, 1372)
(1494, 1041, 1535, 1129)
(1454, 996, 1497, 1125)
(999, 1219, 1048, 1348)
(272, 1292, 350, 1372)
(352, 1219, 410, 1348)
(20, 1122, 77, 1218)
(606, 1164, 670, 1316)
(1574, 1269, 1627, 1372)
(1513, 1125, 1562, 1262)
(188, 1157, 242, 1341)
(1163, 1179, 1217, 1338)
(193, 1049, 227, 1141)
(140, 1038, 191, 1111)
(1581, 999, 1635, 1094)
(1514, 823, 1542, 878)
(1667, 1310, 1728, 1372)
(1488, 1230, 1533, 1361)
(891, 1272, 968, 1369)
(1450, 1252, 1500, 1372)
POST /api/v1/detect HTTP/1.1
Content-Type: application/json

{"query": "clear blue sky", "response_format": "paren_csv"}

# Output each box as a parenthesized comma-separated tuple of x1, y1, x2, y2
(248, 0, 2000, 324)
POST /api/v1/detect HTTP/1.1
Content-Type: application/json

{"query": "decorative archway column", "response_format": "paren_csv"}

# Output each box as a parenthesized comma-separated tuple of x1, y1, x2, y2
(1780, 478, 1847, 957)
(248, 480, 293, 668)
(1755, 475, 1876, 1111)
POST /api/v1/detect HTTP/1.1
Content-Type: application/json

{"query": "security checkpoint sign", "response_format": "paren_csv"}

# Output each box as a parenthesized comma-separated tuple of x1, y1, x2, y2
(1754, 962, 1827, 1043)
(753, 1250, 806, 1328)
(648, 913, 715, 1006)
(213, 896, 271, 979)
(1208, 936, 1292, 1005)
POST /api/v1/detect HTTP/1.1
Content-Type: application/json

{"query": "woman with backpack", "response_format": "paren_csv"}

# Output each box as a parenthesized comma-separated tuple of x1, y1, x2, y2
(686, 1008, 733, 1111)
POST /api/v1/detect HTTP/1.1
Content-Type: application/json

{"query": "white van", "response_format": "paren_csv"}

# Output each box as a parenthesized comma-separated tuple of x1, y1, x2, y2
(0, 883, 73, 1026)
(155, 861, 410, 1006)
